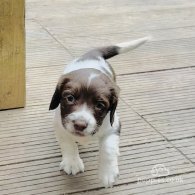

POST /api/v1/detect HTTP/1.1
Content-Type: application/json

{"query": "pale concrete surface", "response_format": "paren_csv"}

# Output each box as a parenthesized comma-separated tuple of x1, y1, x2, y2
(0, 0, 195, 194)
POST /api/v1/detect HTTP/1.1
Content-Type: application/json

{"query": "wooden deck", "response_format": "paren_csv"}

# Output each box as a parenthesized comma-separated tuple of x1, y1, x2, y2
(1, 0, 195, 194)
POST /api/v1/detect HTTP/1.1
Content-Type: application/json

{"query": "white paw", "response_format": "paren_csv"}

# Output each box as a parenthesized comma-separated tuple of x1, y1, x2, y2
(99, 165, 119, 188)
(60, 156, 84, 175)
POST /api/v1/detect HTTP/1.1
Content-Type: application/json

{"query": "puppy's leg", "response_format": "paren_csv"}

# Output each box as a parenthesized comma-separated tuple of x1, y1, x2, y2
(56, 130, 84, 175)
(99, 133, 120, 188)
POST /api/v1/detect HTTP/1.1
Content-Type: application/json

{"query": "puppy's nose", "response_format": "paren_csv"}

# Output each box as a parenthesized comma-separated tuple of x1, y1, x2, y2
(73, 120, 88, 131)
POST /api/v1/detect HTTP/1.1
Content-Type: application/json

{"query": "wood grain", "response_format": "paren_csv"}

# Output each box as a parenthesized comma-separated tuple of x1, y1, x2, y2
(0, 0, 25, 110)
(0, 0, 195, 194)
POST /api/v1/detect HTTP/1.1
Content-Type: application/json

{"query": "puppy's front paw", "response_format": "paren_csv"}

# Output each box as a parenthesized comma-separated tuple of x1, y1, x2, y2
(99, 165, 119, 188)
(60, 156, 84, 175)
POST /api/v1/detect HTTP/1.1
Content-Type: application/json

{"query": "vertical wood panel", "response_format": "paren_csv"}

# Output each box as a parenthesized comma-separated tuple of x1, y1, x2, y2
(0, 0, 25, 110)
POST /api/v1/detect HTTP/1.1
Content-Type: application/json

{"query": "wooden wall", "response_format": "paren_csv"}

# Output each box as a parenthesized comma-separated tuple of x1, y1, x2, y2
(0, 0, 25, 110)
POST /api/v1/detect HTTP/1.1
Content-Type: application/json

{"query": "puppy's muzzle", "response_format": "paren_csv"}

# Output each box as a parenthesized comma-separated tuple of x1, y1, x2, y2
(73, 120, 88, 131)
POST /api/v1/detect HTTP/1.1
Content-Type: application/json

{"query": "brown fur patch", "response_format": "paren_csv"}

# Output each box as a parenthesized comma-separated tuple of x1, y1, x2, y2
(50, 68, 119, 128)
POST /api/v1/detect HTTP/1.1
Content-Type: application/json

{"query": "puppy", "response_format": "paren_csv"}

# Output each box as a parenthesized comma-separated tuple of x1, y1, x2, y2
(49, 37, 150, 187)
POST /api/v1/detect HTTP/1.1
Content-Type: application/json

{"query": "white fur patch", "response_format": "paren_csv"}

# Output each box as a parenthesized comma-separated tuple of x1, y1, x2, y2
(60, 155, 84, 175)
(67, 104, 96, 135)
(99, 134, 120, 187)
(116, 36, 151, 54)
(63, 58, 113, 78)
(54, 106, 93, 145)
(87, 73, 99, 88)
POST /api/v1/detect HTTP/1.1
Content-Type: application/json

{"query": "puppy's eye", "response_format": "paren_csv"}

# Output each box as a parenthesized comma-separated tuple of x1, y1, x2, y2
(95, 102, 105, 111)
(65, 95, 75, 104)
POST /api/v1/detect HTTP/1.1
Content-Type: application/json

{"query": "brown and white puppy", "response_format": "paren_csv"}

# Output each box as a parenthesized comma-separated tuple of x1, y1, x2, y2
(49, 37, 150, 188)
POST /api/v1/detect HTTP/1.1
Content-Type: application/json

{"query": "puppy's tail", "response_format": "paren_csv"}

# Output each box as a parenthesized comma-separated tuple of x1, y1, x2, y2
(82, 36, 151, 60)
(116, 36, 151, 55)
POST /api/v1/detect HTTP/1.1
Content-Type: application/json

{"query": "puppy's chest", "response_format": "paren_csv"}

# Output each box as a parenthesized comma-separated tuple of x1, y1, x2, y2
(72, 134, 98, 145)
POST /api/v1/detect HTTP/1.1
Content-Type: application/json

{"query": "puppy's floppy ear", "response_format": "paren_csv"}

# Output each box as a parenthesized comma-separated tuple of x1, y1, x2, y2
(49, 75, 70, 110)
(49, 86, 61, 110)
(109, 85, 120, 125)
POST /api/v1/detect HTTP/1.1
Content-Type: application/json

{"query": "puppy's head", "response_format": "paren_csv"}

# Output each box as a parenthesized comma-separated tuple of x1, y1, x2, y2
(49, 69, 119, 137)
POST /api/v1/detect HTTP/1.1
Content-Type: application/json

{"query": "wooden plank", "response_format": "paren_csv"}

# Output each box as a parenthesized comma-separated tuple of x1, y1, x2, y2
(117, 68, 195, 115)
(48, 34, 195, 59)
(145, 109, 195, 140)
(70, 172, 195, 195)
(26, 20, 73, 68)
(172, 138, 195, 163)
(35, 3, 195, 38)
(26, 0, 195, 75)
(0, 0, 25, 110)
(0, 141, 194, 194)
